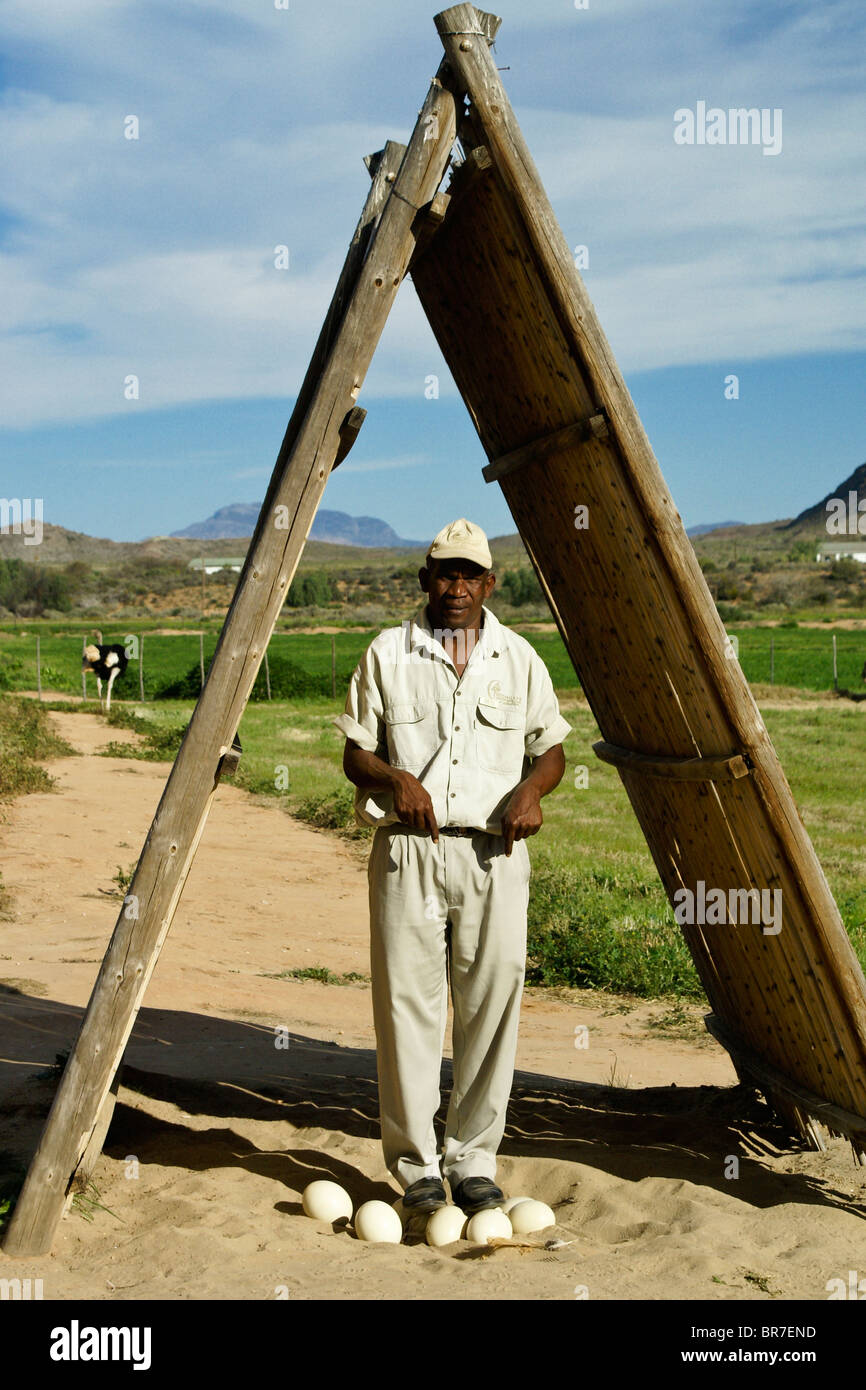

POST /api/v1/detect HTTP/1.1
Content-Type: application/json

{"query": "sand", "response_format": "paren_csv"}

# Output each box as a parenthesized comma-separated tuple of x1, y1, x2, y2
(1, 708, 864, 1302)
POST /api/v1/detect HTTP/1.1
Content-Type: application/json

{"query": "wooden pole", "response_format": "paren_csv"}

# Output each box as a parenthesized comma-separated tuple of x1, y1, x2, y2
(139, 634, 145, 703)
(331, 634, 337, 698)
(3, 74, 457, 1256)
(423, 4, 866, 1142)
(81, 636, 87, 702)
(832, 633, 838, 691)
(36, 635, 41, 701)
(199, 632, 205, 691)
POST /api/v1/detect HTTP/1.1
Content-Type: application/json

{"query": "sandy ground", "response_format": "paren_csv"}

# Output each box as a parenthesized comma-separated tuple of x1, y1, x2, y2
(1, 706, 865, 1302)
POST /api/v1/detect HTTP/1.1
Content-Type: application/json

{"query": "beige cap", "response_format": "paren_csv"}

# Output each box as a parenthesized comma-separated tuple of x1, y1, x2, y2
(427, 517, 492, 569)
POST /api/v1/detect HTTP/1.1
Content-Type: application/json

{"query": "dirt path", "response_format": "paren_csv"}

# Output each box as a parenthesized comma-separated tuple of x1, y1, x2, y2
(0, 708, 738, 1086)
(1, 709, 864, 1302)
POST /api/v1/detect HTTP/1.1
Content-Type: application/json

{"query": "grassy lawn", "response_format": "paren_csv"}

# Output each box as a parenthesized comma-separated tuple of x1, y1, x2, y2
(3, 620, 866, 698)
(6, 664, 866, 1000)
(51, 685, 865, 1002)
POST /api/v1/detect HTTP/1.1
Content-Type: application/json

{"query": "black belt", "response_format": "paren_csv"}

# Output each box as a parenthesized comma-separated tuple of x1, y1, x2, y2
(389, 824, 496, 838)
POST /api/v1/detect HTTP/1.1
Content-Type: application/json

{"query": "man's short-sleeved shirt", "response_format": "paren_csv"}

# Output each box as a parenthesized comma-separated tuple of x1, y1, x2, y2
(333, 603, 572, 832)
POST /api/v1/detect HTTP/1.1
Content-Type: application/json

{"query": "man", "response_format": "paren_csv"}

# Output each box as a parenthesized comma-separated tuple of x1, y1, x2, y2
(334, 518, 571, 1215)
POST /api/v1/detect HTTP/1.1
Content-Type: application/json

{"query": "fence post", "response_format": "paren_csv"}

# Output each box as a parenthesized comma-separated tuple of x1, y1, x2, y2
(832, 633, 838, 691)
(139, 634, 145, 702)
(199, 632, 205, 691)
(81, 636, 87, 702)
(36, 635, 42, 701)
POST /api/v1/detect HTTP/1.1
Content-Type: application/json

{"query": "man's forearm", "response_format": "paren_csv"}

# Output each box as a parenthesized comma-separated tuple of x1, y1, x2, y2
(343, 739, 439, 837)
(521, 744, 566, 799)
(343, 741, 402, 793)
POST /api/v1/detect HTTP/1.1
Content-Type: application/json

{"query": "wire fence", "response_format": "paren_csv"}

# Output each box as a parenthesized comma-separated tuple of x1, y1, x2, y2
(3, 627, 866, 702)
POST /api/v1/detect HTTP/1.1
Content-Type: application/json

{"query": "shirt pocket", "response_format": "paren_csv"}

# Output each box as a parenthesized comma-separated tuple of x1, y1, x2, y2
(474, 698, 526, 775)
(383, 701, 440, 771)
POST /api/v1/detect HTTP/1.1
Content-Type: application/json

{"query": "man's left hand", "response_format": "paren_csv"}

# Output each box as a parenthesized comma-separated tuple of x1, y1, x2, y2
(501, 784, 543, 856)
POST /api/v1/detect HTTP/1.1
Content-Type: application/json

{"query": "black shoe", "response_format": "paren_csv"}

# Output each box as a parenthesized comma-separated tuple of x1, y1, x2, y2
(450, 1176, 504, 1214)
(402, 1177, 447, 1212)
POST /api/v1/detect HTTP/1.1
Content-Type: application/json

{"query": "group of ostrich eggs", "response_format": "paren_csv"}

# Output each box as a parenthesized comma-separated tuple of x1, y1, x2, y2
(301, 1180, 555, 1245)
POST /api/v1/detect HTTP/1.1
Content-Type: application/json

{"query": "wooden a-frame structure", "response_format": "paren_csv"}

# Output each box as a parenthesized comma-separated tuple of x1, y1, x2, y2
(6, 4, 866, 1257)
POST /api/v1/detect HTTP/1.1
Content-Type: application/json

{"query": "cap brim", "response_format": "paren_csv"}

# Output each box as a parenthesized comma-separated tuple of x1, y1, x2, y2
(428, 548, 492, 567)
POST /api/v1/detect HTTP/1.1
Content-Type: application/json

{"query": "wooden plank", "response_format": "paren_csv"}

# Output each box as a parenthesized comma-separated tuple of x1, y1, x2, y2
(73, 1072, 120, 1193)
(483, 414, 609, 484)
(434, 5, 866, 1006)
(408, 191, 452, 270)
(417, 6, 866, 1143)
(705, 1014, 866, 1162)
(593, 741, 750, 782)
(330, 404, 367, 471)
(2, 74, 458, 1258)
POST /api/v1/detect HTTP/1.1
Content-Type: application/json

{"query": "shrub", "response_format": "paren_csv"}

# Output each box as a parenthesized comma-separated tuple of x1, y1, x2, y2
(526, 861, 702, 998)
(498, 568, 543, 607)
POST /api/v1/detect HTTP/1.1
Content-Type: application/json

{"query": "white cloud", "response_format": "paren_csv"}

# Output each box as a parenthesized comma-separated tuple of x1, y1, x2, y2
(0, 0, 863, 428)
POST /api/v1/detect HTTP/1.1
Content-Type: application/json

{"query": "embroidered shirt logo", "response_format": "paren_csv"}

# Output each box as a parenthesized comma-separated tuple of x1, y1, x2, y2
(486, 680, 522, 707)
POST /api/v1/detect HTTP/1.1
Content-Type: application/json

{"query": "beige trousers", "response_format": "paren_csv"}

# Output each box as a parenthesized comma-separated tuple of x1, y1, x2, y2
(367, 824, 531, 1190)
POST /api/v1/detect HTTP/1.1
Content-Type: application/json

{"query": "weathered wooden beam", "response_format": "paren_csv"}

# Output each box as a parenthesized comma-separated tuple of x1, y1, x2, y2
(423, 5, 866, 1144)
(705, 1014, 866, 1162)
(216, 732, 243, 781)
(331, 405, 367, 472)
(447, 144, 493, 205)
(482, 413, 609, 484)
(408, 191, 452, 270)
(3, 74, 457, 1259)
(593, 741, 750, 782)
(438, 5, 501, 43)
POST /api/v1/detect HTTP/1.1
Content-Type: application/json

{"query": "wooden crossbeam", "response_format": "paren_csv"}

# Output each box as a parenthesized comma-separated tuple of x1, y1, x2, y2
(593, 741, 751, 781)
(482, 414, 609, 484)
(3, 76, 458, 1258)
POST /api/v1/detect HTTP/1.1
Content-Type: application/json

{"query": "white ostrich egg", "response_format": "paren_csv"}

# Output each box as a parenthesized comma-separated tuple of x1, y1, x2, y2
(502, 1195, 532, 1213)
(302, 1180, 353, 1223)
(425, 1205, 467, 1247)
(354, 1200, 403, 1244)
(465, 1208, 512, 1243)
(508, 1199, 556, 1234)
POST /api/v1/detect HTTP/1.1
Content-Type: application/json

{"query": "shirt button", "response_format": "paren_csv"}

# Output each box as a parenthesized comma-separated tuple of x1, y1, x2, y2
(450, 792, 455, 798)
(454, 725, 460, 731)
(452, 759, 457, 764)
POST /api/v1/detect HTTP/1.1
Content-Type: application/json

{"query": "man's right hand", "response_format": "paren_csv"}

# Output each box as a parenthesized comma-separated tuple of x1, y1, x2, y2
(343, 742, 439, 841)
(391, 769, 439, 842)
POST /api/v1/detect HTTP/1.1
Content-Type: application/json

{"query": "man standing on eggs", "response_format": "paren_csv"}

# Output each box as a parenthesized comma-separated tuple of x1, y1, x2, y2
(335, 519, 571, 1215)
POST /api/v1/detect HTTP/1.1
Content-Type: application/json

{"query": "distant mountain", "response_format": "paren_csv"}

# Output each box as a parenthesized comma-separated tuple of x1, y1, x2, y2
(783, 461, 866, 531)
(686, 520, 745, 538)
(171, 504, 426, 548)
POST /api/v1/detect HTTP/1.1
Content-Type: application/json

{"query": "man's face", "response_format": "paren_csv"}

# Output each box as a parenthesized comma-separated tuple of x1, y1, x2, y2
(418, 557, 496, 631)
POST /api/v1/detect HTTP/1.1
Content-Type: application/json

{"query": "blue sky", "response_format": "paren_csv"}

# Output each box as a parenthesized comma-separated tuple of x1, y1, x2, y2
(1, 0, 864, 544)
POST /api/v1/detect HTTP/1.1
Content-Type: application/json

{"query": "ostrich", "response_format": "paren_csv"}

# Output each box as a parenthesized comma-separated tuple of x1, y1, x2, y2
(82, 630, 129, 712)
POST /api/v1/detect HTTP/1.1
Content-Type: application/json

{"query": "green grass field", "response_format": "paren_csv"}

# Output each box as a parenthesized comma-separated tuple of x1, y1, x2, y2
(42, 686, 863, 1002)
(2, 621, 865, 698)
